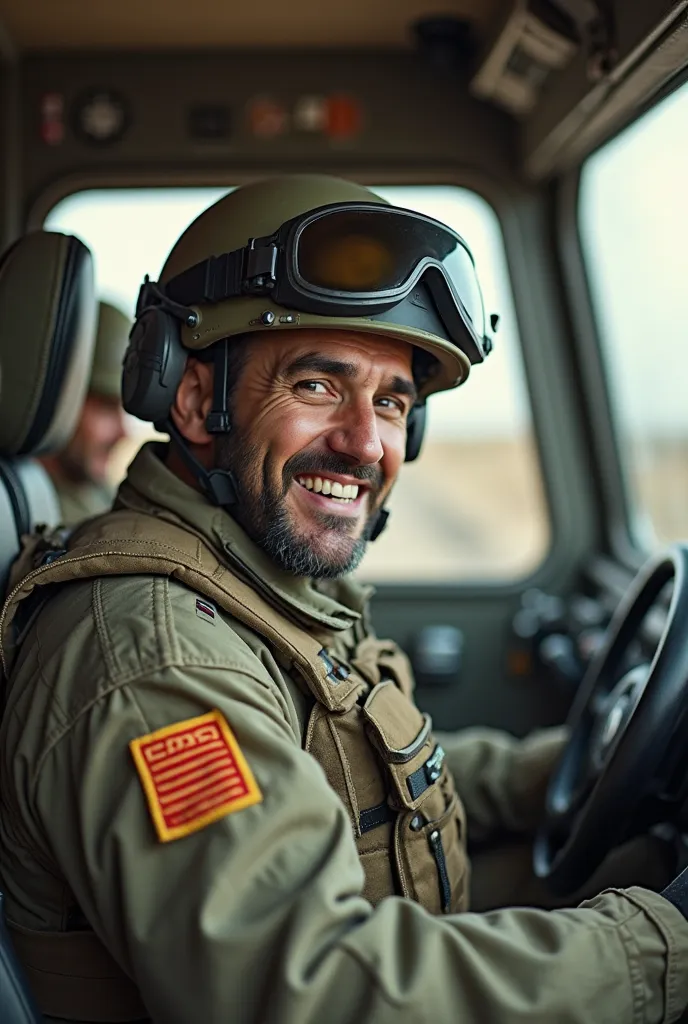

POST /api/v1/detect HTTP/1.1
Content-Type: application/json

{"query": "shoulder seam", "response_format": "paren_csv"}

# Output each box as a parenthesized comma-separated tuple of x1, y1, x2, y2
(159, 577, 182, 664)
(32, 660, 290, 782)
(92, 578, 119, 681)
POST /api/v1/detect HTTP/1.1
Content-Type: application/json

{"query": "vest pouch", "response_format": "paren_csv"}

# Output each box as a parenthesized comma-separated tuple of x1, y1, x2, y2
(362, 680, 438, 812)
(304, 703, 398, 908)
(352, 637, 416, 698)
(394, 785, 468, 915)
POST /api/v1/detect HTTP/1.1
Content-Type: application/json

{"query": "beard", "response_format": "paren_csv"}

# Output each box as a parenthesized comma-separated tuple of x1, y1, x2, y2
(215, 431, 384, 579)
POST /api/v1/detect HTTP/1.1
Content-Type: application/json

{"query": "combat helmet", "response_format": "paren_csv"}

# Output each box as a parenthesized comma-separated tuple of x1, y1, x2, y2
(122, 174, 495, 511)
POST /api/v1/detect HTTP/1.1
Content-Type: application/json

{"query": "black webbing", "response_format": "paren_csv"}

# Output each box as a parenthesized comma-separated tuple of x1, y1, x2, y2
(359, 802, 396, 834)
(165, 249, 245, 306)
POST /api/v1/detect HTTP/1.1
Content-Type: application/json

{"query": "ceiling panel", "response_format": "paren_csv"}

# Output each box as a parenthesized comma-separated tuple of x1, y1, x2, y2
(0, 0, 497, 50)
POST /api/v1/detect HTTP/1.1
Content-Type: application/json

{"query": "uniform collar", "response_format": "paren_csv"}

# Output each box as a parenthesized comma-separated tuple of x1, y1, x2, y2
(118, 443, 372, 632)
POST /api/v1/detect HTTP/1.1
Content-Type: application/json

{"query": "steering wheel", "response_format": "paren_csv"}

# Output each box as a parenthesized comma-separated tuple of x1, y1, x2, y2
(533, 545, 688, 896)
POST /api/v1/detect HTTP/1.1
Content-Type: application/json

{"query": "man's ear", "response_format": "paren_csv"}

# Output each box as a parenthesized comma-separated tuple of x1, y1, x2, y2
(169, 358, 214, 445)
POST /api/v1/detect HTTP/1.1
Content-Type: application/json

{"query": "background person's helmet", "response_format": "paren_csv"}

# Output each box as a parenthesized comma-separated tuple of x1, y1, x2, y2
(158, 175, 475, 398)
(89, 300, 131, 399)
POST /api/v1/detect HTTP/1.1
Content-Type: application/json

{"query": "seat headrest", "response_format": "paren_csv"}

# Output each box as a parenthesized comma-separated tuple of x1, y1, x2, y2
(0, 458, 61, 597)
(0, 231, 96, 457)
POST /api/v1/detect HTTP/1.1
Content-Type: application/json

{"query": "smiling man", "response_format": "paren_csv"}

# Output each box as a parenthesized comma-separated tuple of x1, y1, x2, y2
(2, 176, 688, 1024)
(170, 329, 414, 580)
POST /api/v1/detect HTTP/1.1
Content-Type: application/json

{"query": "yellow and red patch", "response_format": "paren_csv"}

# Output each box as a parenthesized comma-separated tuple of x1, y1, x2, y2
(130, 710, 263, 842)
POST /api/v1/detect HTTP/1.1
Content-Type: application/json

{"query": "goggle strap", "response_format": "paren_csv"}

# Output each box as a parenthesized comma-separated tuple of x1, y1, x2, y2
(166, 248, 245, 306)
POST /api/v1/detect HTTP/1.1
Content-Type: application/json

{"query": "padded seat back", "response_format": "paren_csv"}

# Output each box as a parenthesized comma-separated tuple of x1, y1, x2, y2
(0, 230, 97, 1024)
(0, 231, 96, 598)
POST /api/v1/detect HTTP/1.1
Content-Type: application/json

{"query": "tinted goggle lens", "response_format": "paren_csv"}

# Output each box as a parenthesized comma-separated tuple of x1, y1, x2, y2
(296, 208, 484, 336)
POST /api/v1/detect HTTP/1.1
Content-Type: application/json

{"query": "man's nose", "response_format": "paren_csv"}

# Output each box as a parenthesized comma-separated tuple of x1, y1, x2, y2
(326, 402, 384, 465)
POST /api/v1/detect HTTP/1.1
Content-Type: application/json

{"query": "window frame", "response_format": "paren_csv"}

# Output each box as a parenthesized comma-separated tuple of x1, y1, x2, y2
(30, 164, 593, 598)
(558, 68, 688, 573)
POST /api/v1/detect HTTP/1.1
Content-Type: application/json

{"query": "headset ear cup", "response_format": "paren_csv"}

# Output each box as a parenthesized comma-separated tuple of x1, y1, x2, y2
(405, 403, 427, 462)
(122, 308, 187, 423)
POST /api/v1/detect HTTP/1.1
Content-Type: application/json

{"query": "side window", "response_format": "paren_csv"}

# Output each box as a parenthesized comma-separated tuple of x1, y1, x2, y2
(580, 81, 688, 549)
(45, 184, 549, 582)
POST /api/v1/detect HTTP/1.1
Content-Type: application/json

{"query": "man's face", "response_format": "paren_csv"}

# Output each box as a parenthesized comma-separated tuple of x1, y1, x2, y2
(217, 329, 416, 579)
(59, 393, 127, 485)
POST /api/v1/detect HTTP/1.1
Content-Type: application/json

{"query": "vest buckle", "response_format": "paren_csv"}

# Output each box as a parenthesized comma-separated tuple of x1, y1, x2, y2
(318, 648, 351, 684)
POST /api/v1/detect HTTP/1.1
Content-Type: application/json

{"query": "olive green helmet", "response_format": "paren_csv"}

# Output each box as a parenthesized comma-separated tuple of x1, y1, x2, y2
(160, 175, 472, 398)
(90, 300, 131, 399)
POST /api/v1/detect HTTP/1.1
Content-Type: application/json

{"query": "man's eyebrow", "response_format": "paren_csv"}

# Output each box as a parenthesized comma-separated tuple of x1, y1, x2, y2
(285, 352, 418, 403)
(387, 375, 418, 403)
(285, 353, 358, 378)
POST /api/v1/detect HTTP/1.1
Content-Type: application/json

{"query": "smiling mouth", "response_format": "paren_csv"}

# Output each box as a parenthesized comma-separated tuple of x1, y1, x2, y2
(295, 474, 363, 505)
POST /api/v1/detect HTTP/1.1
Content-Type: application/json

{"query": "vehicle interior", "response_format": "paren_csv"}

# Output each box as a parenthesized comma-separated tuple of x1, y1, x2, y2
(1, 0, 687, 1019)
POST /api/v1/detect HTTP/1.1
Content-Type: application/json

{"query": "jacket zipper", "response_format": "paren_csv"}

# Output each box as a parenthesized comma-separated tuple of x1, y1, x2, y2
(428, 828, 451, 913)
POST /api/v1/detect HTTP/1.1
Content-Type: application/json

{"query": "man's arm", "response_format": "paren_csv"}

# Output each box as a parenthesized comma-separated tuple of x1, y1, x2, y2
(25, 665, 688, 1024)
(435, 725, 569, 841)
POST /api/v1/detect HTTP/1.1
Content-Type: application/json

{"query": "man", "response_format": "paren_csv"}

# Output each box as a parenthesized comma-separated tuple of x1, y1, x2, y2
(1, 175, 688, 1024)
(39, 299, 129, 526)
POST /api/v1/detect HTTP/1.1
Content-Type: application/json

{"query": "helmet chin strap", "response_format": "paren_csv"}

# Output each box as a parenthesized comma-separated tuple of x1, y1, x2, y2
(158, 339, 238, 508)
(163, 417, 238, 507)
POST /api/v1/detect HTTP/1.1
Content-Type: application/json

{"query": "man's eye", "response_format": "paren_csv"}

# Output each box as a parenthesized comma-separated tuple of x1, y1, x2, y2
(297, 380, 329, 395)
(377, 396, 405, 414)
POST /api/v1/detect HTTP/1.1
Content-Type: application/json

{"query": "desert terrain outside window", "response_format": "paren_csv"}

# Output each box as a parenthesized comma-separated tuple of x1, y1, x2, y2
(45, 183, 549, 582)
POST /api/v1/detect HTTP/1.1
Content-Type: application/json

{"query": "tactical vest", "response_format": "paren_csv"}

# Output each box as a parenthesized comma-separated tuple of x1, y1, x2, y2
(0, 507, 469, 1022)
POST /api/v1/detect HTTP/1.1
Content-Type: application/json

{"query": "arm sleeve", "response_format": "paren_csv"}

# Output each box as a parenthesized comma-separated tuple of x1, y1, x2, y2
(435, 725, 569, 841)
(33, 668, 688, 1024)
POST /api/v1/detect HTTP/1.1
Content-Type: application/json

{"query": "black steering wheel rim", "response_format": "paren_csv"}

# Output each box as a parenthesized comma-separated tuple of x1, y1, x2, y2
(534, 544, 688, 896)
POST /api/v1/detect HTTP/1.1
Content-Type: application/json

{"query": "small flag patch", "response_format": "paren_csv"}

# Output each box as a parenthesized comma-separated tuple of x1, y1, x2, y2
(195, 598, 216, 624)
(130, 710, 262, 842)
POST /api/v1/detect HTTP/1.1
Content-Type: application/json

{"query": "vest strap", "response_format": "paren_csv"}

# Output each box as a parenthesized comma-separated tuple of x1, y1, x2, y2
(7, 921, 149, 1022)
(359, 801, 396, 834)
(0, 510, 364, 713)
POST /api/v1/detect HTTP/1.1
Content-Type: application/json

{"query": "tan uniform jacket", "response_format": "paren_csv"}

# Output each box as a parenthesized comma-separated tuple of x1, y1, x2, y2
(1, 443, 688, 1024)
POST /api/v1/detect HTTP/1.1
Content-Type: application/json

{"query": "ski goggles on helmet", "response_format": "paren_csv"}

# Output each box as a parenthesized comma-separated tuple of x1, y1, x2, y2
(161, 202, 493, 366)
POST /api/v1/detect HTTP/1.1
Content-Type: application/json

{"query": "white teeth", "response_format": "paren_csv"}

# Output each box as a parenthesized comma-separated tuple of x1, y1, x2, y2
(296, 476, 361, 502)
